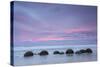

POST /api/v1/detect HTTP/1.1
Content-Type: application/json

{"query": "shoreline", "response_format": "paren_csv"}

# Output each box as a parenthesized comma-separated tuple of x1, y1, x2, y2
(14, 44, 97, 51)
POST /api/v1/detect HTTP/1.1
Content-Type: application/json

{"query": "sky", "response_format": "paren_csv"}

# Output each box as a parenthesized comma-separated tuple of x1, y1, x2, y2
(13, 1, 97, 46)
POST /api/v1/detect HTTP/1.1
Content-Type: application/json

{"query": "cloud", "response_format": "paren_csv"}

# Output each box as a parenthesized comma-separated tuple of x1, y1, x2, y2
(13, 2, 97, 43)
(64, 27, 93, 34)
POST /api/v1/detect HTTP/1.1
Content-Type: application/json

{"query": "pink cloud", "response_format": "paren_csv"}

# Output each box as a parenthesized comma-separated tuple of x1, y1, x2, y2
(31, 35, 77, 42)
(32, 36, 65, 42)
(15, 27, 94, 42)
(64, 27, 93, 34)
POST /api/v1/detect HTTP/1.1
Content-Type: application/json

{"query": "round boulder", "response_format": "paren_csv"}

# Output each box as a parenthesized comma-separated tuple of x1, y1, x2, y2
(53, 51, 60, 54)
(53, 51, 64, 55)
(86, 48, 93, 53)
(75, 51, 82, 54)
(59, 52, 64, 55)
(24, 51, 33, 57)
(39, 50, 49, 56)
(66, 49, 74, 54)
(80, 49, 86, 53)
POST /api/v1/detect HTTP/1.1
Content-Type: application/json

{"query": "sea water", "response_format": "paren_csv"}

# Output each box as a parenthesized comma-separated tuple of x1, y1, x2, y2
(13, 45, 97, 66)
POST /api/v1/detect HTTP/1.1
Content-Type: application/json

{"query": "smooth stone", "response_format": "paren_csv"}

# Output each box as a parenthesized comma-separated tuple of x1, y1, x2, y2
(66, 49, 74, 54)
(39, 50, 49, 56)
(24, 51, 33, 57)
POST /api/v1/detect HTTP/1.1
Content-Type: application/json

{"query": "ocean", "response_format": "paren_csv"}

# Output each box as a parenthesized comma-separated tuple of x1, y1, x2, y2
(13, 45, 97, 66)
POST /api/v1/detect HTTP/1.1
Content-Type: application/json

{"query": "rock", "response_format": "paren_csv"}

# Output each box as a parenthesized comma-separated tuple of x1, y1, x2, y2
(75, 51, 82, 54)
(66, 49, 74, 54)
(80, 49, 86, 53)
(75, 49, 86, 54)
(75, 48, 93, 54)
(39, 50, 49, 56)
(24, 51, 33, 57)
(59, 52, 64, 55)
(53, 51, 64, 55)
(53, 51, 60, 54)
(86, 48, 93, 53)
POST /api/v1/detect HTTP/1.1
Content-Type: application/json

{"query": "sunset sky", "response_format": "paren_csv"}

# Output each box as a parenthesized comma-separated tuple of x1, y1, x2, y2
(13, 1, 97, 45)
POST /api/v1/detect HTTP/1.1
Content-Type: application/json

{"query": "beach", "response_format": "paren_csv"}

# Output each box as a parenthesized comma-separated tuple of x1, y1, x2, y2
(13, 44, 97, 66)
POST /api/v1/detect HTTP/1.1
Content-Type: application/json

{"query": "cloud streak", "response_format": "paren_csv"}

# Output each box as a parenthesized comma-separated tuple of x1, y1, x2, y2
(13, 1, 97, 45)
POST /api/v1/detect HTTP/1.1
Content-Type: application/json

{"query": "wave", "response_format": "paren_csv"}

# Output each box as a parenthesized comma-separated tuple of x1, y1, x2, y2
(14, 44, 96, 51)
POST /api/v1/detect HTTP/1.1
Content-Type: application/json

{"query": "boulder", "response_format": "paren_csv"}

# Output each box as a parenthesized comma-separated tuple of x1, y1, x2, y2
(59, 52, 64, 55)
(53, 51, 64, 55)
(80, 49, 86, 53)
(75, 51, 82, 54)
(39, 50, 49, 56)
(66, 49, 74, 54)
(75, 48, 93, 54)
(53, 51, 60, 54)
(86, 48, 93, 53)
(24, 51, 33, 57)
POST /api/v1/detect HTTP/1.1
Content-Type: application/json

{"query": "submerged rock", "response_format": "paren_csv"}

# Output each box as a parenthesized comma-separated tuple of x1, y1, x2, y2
(24, 51, 33, 57)
(39, 50, 49, 56)
(59, 52, 64, 54)
(75, 49, 86, 54)
(66, 49, 74, 54)
(53, 51, 60, 54)
(75, 51, 82, 54)
(75, 48, 93, 55)
(80, 49, 86, 53)
(53, 51, 64, 55)
(86, 48, 93, 53)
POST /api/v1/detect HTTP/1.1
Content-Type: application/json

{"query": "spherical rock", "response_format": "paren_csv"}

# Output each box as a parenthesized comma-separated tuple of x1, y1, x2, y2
(24, 51, 33, 57)
(53, 51, 60, 54)
(66, 49, 74, 54)
(86, 48, 93, 53)
(39, 50, 49, 56)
